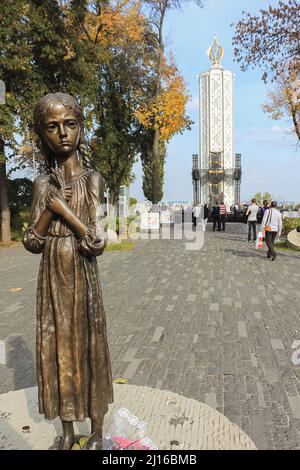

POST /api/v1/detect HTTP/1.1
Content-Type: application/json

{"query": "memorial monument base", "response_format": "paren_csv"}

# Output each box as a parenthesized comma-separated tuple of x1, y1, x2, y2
(0, 384, 257, 450)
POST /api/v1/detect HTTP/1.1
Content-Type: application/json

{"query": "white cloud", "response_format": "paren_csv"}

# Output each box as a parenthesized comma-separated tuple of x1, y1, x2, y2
(236, 125, 295, 147)
(244, 176, 265, 185)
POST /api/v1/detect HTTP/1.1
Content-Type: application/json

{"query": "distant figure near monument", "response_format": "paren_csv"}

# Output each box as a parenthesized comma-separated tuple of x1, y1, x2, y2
(22, 93, 113, 450)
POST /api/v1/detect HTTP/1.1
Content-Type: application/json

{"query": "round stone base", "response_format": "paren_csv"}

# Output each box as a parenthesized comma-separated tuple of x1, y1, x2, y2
(0, 384, 256, 450)
(287, 229, 300, 251)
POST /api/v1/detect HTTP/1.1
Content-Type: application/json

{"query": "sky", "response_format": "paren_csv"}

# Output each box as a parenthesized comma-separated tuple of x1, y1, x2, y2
(130, 0, 300, 203)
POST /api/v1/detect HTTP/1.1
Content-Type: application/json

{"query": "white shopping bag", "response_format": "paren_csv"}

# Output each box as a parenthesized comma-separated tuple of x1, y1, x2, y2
(256, 231, 263, 249)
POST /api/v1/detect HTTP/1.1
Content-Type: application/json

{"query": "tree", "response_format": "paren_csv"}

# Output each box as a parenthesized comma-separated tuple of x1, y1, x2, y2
(137, 0, 203, 206)
(263, 68, 300, 141)
(0, 0, 161, 241)
(232, 0, 300, 142)
(141, 136, 166, 202)
(253, 192, 273, 206)
(0, 0, 198, 242)
(7, 177, 33, 235)
(0, 0, 93, 244)
(136, 56, 192, 141)
(232, 0, 300, 83)
(7, 178, 33, 216)
(0, 0, 36, 244)
(76, 0, 157, 207)
(90, 55, 142, 207)
(136, 56, 191, 203)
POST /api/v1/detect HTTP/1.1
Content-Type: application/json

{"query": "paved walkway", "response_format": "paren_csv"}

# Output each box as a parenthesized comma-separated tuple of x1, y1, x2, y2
(1, 223, 300, 449)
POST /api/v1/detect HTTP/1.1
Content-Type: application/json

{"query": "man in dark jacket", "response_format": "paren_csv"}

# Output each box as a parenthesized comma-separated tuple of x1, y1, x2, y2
(212, 202, 221, 231)
(204, 204, 209, 220)
(260, 200, 269, 219)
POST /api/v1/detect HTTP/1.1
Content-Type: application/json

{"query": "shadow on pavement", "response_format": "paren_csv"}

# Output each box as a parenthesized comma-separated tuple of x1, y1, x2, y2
(6, 336, 36, 390)
(224, 248, 265, 259)
(6, 335, 40, 423)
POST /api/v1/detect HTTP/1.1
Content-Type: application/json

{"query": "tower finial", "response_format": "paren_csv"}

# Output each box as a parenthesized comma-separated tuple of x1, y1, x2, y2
(207, 36, 224, 65)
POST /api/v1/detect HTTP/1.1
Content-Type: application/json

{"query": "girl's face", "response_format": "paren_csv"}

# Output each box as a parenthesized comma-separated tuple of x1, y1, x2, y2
(41, 101, 81, 157)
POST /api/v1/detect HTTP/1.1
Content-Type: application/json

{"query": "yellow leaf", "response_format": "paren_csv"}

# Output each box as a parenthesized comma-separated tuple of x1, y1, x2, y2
(79, 436, 90, 447)
(71, 443, 81, 450)
(113, 377, 129, 384)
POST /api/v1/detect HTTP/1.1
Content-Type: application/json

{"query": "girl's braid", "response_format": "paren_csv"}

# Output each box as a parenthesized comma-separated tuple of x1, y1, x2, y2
(79, 141, 93, 171)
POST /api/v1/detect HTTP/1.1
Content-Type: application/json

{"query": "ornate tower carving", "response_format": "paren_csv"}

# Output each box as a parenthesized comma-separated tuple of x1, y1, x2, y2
(192, 37, 241, 207)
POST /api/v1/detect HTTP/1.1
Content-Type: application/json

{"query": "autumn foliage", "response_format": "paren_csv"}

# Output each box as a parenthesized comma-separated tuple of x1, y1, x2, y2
(232, 0, 300, 83)
(263, 69, 300, 141)
(76, 0, 146, 48)
(232, 0, 300, 142)
(0, 0, 193, 243)
(136, 57, 191, 141)
(77, 1, 192, 143)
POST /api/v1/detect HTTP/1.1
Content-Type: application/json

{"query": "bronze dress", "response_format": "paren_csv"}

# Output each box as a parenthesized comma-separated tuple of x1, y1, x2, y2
(23, 170, 113, 422)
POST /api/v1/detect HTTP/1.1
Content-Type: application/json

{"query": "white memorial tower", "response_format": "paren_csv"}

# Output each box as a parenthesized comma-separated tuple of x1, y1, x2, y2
(192, 37, 241, 207)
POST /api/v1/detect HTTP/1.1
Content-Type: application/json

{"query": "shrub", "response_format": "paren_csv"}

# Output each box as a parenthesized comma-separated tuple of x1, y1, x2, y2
(8, 178, 33, 217)
(283, 217, 300, 235)
(129, 197, 137, 206)
(11, 208, 30, 233)
(106, 215, 140, 237)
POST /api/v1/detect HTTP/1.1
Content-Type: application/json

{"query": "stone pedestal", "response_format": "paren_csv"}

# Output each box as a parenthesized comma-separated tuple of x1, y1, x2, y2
(0, 384, 256, 450)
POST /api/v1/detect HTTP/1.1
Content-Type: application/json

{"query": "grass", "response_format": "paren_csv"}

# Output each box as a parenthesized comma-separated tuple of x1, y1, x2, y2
(2, 231, 135, 252)
(0, 240, 23, 248)
(0, 229, 23, 247)
(274, 240, 300, 253)
(104, 239, 135, 252)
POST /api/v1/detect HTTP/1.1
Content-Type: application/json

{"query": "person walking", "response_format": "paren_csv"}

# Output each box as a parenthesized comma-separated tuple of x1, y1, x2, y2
(233, 204, 239, 221)
(261, 201, 282, 261)
(261, 199, 269, 216)
(219, 201, 227, 231)
(246, 198, 259, 242)
(192, 204, 200, 228)
(203, 204, 209, 231)
(259, 199, 268, 221)
(212, 201, 221, 232)
(259, 199, 269, 232)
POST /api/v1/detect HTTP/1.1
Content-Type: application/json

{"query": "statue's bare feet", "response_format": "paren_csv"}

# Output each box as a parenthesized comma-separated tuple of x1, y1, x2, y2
(62, 434, 75, 450)
(61, 420, 75, 450)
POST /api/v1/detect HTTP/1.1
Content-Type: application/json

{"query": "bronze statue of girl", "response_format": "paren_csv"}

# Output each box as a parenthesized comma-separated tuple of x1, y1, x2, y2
(23, 93, 113, 450)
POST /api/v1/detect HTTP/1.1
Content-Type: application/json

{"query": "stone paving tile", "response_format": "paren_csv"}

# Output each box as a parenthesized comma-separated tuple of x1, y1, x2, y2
(166, 305, 174, 312)
(270, 339, 285, 350)
(123, 347, 138, 362)
(1, 224, 300, 449)
(288, 396, 300, 419)
(123, 359, 142, 380)
(238, 321, 248, 338)
(187, 294, 197, 302)
(153, 295, 164, 301)
(152, 327, 164, 343)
